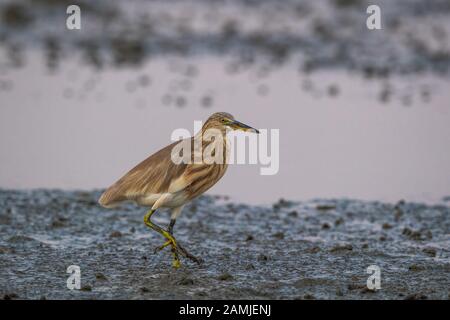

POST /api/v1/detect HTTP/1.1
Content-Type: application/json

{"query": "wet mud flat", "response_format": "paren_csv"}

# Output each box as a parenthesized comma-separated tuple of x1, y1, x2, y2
(0, 189, 449, 300)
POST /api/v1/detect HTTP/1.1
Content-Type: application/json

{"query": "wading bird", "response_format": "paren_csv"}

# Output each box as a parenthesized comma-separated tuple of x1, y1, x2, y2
(99, 112, 259, 268)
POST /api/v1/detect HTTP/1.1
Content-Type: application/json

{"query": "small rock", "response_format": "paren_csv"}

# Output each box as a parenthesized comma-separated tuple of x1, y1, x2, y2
(95, 273, 108, 281)
(394, 207, 403, 221)
(334, 218, 344, 226)
(245, 264, 255, 270)
(8, 235, 34, 243)
(402, 228, 422, 241)
(218, 273, 233, 281)
(288, 210, 298, 217)
(303, 294, 316, 300)
(178, 277, 195, 285)
(404, 293, 428, 300)
(245, 235, 254, 241)
(382, 223, 392, 229)
(50, 218, 66, 228)
(81, 285, 92, 292)
(322, 223, 331, 230)
(422, 247, 437, 257)
(273, 198, 293, 210)
(272, 232, 284, 239)
(257, 254, 269, 262)
(3, 293, 18, 300)
(360, 287, 376, 294)
(109, 231, 122, 238)
(348, 284, 365, 291)
(195, 291, 208, 297)
(330, 244, 353, 253)
(306, 246, 321, 254)
(408, 264, 425, 272)
(0, 246, 10, 254)
(316, 204, 336, 211)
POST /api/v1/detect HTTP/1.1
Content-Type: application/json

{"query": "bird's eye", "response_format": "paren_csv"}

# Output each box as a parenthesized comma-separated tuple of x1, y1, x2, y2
(222, 119, 226, 123)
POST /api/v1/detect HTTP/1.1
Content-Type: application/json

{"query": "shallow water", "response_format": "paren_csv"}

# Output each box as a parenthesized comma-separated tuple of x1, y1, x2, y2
(1, 53, 450, 205)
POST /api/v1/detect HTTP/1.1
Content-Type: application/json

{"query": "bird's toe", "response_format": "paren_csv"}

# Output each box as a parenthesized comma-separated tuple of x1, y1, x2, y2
(176, 244, 203, 264)
(153, 240, 171, 254)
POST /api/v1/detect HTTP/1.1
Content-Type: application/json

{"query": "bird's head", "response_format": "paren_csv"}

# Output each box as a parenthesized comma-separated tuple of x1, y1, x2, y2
(204, 112, 259, 134)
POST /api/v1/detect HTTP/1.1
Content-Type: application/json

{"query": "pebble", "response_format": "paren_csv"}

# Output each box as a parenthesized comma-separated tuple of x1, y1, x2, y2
(218, 273, 233, 281)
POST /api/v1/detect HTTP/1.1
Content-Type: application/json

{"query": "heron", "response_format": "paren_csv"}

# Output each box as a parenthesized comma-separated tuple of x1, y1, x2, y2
(98, 112, 259, 268)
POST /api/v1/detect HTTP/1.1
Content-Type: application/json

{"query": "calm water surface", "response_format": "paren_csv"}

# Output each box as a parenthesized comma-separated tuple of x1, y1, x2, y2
(1, 53, 450, 204)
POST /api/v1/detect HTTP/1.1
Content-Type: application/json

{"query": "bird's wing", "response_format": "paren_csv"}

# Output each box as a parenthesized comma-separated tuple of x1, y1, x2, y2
(98, 140, 188, 207)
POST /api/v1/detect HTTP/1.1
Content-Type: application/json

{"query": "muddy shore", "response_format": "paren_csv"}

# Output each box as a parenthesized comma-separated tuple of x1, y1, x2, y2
(0, 189, 449, 299)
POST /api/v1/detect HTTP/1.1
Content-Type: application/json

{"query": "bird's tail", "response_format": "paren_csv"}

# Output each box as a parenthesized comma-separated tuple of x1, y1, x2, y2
(98, 184, 125, 209)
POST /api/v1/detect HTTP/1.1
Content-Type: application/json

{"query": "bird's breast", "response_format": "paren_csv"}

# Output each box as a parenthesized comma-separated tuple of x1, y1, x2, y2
(184, 162, 228, 200)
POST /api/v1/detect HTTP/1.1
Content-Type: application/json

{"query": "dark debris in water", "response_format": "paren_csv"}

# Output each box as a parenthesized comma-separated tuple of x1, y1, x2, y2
(0, 0, 449, 78)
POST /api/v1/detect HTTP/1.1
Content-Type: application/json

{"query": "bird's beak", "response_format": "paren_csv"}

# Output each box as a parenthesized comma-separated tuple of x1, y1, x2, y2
(230, 119, 259, 134)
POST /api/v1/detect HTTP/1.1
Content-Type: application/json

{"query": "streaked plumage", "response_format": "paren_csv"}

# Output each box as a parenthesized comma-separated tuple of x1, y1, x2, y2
(98, 112, 259, 268)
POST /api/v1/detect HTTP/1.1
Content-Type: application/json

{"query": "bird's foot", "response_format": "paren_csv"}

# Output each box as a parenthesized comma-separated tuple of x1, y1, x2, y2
(153, 238, 202, 265)
(153, 240, 171, 254)
(176, 243, 203, 265)
(171, 249, 181, 269)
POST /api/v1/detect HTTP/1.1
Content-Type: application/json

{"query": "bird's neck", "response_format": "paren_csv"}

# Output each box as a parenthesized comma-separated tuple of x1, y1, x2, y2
(193, 127, 230, 164)
(195, 125, 227, 142)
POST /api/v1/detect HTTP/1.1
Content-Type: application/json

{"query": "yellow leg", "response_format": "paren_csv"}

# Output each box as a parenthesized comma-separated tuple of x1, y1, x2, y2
(143, 209, 181, 269)
(154, 240, 171, 253)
